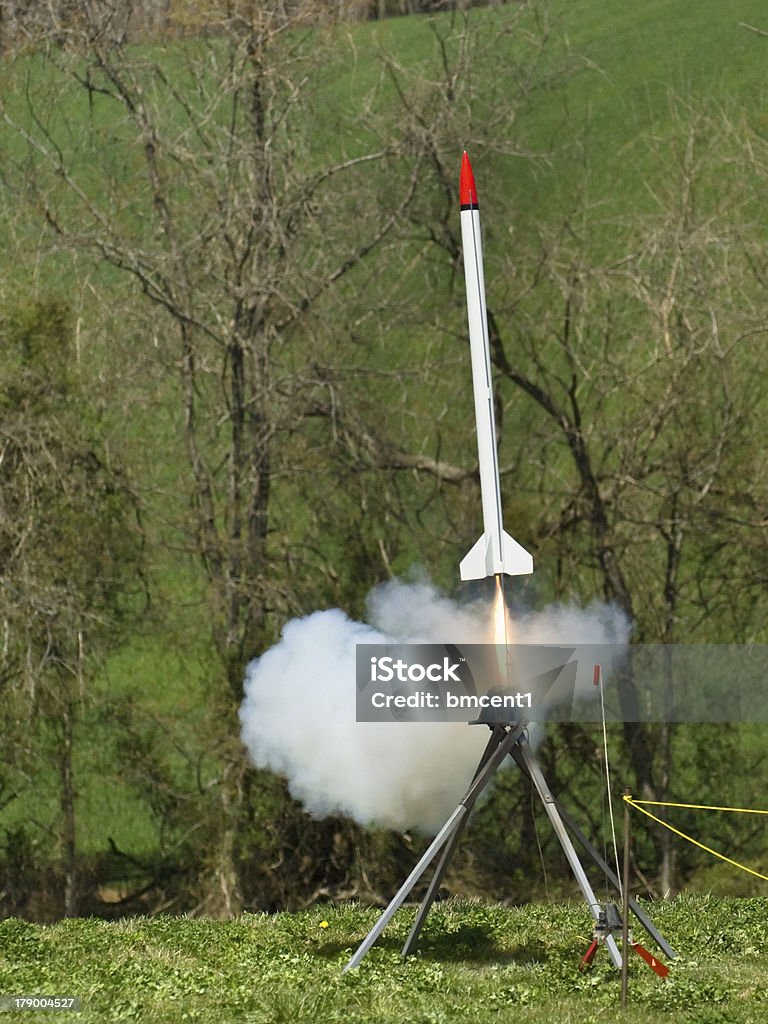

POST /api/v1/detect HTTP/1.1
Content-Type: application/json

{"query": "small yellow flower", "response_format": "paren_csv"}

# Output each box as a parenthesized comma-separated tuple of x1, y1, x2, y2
(320, 920, 329, 929)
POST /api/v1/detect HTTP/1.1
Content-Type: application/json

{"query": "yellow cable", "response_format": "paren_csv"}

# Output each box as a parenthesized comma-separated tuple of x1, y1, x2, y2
(623, 796, 768, 883)
(630, 799, 768, 816)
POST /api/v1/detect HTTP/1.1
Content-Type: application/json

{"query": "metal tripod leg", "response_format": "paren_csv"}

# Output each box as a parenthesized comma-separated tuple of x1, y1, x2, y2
(345, 721, 675, 974)
(344, 723, 524, 972)
(400, 812, 469, 958)
(401, 725, 512, 958)
(343, 803, 467, 972)
(553, 799, 676, 959)
(514, 736, 623, 968)
(508, 744, 675, 960)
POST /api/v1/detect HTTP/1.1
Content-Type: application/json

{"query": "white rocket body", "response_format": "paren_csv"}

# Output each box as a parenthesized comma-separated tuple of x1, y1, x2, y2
(459, 152, 533, 582)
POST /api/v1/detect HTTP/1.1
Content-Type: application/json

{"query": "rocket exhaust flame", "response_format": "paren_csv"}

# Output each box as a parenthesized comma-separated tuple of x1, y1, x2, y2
(492, 574, 513, 690)
(492, 575, 510, 647)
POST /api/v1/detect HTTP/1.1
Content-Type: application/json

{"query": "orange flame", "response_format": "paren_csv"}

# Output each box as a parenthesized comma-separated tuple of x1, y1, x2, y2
(492, 575, 513, 688)
(492, 575, 510, 647)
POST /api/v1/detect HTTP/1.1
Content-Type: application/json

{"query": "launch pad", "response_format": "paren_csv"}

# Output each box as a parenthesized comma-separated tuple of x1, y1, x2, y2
(343, 718, 675, 972)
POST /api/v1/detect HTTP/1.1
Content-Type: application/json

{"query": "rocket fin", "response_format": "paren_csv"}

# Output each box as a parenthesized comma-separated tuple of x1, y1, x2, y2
(459, 531, 533, 581)
(500, 530, 534, 576)
(459, 534, 491, 581)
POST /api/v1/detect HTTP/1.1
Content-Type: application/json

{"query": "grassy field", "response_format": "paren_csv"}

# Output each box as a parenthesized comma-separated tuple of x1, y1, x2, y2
(1, 896, 768, 1023)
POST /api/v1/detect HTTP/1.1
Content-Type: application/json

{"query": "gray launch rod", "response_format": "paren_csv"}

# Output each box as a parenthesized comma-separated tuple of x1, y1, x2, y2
(343, 723, 523, 972)
(515, 736, 623, 969)
(402, 723, 524, 958)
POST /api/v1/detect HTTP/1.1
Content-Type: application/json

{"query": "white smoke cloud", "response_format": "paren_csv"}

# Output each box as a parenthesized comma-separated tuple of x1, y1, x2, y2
(239, 580, 631, 834)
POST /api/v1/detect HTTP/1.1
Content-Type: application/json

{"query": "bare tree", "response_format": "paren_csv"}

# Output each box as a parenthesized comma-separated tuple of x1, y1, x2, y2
(0, 299, 145, 916)
(0, 2, 481, 912)
(2, 4, 425, 687)
(8, 0, 695, 910)
(484, 106, 768, 891)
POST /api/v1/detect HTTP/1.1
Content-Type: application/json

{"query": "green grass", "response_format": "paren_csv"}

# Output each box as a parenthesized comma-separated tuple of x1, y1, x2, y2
(502, 0, 768, 223)
(1, 896, 768, 1022)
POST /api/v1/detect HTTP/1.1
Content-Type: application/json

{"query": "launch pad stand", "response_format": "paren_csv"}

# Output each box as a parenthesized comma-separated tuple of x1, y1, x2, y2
(343, 720, 675, 972)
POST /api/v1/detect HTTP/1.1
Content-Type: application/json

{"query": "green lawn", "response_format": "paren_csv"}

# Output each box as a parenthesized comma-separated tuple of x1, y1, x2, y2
(1, 896, 767, 1023)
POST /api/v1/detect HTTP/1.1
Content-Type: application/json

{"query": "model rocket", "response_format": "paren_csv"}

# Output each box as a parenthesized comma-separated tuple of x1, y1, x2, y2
(459, 151, 534, 581)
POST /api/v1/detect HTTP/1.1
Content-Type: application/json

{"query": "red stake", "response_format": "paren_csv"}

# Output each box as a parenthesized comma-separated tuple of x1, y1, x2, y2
(632, 941, 670, 979)
(579, 939, 600, 970)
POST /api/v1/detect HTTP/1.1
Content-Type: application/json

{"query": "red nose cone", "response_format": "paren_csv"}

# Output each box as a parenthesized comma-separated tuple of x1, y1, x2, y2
(460, 151, 478, 208)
